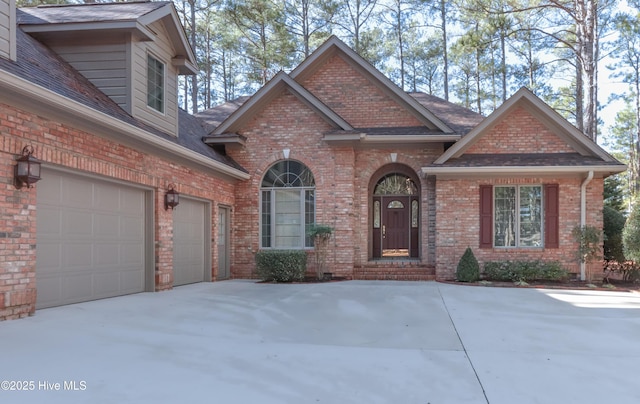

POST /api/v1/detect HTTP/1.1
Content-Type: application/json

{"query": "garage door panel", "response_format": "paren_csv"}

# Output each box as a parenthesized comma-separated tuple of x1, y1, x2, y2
(36, 243, 61, 274)
(38, 207, 62, 237)
(95, 243, 119, 266)
(36, 277, 62, 308)
(95, 185, 121, 211)
(120, 188, 145, 213)
(120, 270, 144, 292)
(122, 243, 144, 265)
(93, 271, 121, 297)
(122, 217, 144, 239)
(95, 214, 120, 238)
(64, 243, 93, 268)
(64, 210, 93, 236)
(37, 169, 146, 309)
(62, 178, 93, 207)
(62, 273, 93, 302)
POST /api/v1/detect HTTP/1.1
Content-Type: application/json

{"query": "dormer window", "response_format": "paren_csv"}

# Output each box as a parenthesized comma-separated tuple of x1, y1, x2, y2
(147, 54, 165, 113)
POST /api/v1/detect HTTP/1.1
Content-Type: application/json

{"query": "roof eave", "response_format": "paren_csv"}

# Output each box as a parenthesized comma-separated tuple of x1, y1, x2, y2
(434, 88, 616, 164)
(203, 134, 247, 147)
(323, 133, 461, 144)
(0, 70, 249, 181)
(21, 21, 155, 41)
(421, 164, 627, 177)
(213, 72, 353, 135)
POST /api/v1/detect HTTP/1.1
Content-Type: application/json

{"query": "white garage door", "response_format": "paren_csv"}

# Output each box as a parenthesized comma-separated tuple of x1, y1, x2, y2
(172, 198, 207, 286)
(36, 169, 146, 309)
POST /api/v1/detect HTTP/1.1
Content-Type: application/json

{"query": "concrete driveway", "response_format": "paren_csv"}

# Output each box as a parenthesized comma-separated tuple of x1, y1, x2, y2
(1, 280, 639, 404)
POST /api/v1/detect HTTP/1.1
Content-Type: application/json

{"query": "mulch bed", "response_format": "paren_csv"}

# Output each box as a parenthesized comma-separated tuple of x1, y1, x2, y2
(258, 276, 349, 284)
(439, 279, 640, 293)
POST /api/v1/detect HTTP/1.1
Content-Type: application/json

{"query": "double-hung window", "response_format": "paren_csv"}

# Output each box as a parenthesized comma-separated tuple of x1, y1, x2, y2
(494, 185, 542, 247)
(480, 184, 558, 249)
(147, 54, 165, 113)
(261, 161, 315, 248)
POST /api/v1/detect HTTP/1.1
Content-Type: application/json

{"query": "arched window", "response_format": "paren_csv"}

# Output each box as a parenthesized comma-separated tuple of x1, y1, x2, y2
(374, 174, 418, 195)
(261, 160, 315, 248)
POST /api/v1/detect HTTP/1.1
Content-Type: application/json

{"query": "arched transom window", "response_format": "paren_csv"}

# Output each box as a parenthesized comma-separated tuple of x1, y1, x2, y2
(261, 160, 315, 248)
(374, 173, 418, 195)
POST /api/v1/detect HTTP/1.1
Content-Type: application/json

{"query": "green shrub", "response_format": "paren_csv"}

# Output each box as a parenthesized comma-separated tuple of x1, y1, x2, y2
(623, 202, 640, 262)
(255, 250, 307, 282)
(603, 206, 626, 262)
(483, 260, 569, 282)
(456, 247, 480, 282)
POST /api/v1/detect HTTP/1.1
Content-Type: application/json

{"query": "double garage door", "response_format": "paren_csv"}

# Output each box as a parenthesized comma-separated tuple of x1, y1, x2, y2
(36, 169, 207, 309)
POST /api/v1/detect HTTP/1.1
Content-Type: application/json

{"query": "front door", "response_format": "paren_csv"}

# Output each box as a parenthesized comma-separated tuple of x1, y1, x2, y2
(371, 172, 420, 259)
(383, 197, 410, 256)
(373, 195, 418, 258)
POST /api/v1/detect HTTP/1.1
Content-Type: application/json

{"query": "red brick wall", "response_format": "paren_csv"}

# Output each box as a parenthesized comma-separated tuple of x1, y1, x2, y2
(228, 85, 442, 279)
(466, 106, 575, 154)
(300, 55, 423, 128)
(0, 102, 236, 320)
(435, 176, 604, 280)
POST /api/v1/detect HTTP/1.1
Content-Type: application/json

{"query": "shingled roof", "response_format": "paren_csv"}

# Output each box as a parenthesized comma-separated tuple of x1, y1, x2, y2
(17, 1, 168, 24)
(198, 92, 483, 139)
(0, 24, 245, 173)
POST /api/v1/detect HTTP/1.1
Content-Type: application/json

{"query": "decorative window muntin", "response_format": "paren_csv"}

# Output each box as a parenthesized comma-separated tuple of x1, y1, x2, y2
(374, 174, 417, 195)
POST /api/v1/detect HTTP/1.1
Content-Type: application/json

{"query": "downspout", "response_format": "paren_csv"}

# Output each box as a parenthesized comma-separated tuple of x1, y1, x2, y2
(580, 171, 594, 280)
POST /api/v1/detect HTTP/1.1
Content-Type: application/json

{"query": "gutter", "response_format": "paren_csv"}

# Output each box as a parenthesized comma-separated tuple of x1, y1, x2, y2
(421, 165, 624, 176)
(580, 170, 594, 281)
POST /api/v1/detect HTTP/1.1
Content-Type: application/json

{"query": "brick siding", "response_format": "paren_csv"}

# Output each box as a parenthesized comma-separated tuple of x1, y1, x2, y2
(466, 106, 576, 154)
(0, 102, 235, 320)
(435, 176, 603, 280)
(300, 55, 424, 128)
(228, 84, 442, 279)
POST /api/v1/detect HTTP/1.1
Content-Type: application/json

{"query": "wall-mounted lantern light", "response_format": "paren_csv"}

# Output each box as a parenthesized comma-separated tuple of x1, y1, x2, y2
(165, 184, 180, 210)
(15, 145, 42, 189)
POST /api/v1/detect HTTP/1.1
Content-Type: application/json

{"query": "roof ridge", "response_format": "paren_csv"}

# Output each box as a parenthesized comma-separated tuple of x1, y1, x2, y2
(34, 0, 158, 8)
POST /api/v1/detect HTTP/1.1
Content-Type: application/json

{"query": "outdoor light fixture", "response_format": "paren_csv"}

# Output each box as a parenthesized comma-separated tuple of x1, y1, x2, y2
(14, 145, 42, 189)
(165, 184, 180, 210)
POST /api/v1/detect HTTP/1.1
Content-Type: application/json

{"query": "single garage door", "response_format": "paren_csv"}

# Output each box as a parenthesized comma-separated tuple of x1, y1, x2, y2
(172, 198, 207, 286)
(36, 169, 146, 309)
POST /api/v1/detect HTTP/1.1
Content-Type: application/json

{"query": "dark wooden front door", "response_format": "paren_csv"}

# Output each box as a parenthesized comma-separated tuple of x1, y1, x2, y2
(373, 196, 417, 258)
(383, 197, 409, 256)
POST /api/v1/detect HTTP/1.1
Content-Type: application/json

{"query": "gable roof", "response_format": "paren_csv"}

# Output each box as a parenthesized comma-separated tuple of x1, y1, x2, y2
(18, 1, 197, 74)
(290, 36, 454, 133)
(424, 87, 626, 177)
(209, 71, 354, 137)
(198, 90, 483, 146)
(0, 26, 247, 179)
